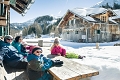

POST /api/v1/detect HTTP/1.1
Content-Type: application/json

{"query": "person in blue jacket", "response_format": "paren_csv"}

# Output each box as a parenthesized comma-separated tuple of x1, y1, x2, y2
(12, 36, 28, 57)
(27, 47, 63, 80)
(0, 35, 27, 69)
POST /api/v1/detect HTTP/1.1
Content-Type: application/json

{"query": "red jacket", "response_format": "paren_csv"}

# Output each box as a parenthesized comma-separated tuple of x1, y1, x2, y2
(51, 46, 63, 55)
(26, 45, 39, 54)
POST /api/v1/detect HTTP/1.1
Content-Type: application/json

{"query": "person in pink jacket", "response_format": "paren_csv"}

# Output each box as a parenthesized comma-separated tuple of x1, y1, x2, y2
(21, 41, 40, 54)
(50, 38, 66, 57)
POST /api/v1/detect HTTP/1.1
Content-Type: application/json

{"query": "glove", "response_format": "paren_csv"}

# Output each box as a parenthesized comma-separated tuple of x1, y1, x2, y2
(0, 60, 3, 67)
(52, 59, 63, 66)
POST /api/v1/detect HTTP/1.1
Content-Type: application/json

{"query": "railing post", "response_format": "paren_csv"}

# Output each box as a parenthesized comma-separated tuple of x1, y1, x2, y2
(38, 40, 43, 47)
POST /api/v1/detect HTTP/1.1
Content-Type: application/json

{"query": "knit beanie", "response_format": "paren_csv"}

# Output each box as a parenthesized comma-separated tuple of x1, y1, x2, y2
(32, 47, 42, 54)
(4, 35, 13, 42)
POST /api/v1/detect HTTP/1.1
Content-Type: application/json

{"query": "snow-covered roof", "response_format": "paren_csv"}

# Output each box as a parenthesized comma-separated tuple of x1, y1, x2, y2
(83, 16, 96, 22)
(113, 9, 120, 16)
(69, 8, 107, 22)
(109, 17, 117, 24)
(70, 8, 107, 17)
(111, 16, 120, 20)
(59, 7, 120, 27)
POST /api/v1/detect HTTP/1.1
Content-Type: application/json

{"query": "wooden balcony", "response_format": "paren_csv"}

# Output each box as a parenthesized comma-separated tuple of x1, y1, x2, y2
(0, 16, 7, 26)
(0, 0, 9, 5)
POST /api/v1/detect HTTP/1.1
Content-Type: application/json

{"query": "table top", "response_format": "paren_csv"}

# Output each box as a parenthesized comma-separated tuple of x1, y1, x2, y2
(48, 56, 99, 80)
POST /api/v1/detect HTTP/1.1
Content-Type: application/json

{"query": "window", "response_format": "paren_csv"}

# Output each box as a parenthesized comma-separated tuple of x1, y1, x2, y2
(67, 31, 69, 34)
(101, 16, 106, 22)
(75, 31, 79, 34)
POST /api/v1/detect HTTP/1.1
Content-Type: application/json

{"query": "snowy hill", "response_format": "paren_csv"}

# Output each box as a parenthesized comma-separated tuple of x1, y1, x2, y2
(10, 18, 36, 30)
(10, 15, 61, 30)
(92, 0, 120, 9)
(34, 15, 61, 29)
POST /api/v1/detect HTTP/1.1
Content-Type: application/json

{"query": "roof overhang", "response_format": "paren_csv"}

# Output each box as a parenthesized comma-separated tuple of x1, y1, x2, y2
(10, 0, 35, 16)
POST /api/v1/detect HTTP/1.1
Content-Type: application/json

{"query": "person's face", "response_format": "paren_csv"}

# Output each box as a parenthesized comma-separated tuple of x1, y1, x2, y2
(54, 43, 59, 46)
(19, 38, 23, 43)
(33, 50, 42, 56)
(6, 38, 13, 43)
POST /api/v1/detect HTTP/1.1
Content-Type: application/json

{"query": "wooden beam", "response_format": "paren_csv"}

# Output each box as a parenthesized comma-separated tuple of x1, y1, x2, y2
(10, 4, 23, 14)
(0, 1, 9, 5)
(0, 16, 6, 20)
(16, 0, 26, 9)
(10, 0, 30, 14)
(16, 2, 24, 11)
(0, 20, 7, 26)
(17, 0, 28, 5)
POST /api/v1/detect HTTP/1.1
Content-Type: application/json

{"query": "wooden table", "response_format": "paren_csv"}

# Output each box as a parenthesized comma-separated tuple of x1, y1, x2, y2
(48, 56, 99, 80)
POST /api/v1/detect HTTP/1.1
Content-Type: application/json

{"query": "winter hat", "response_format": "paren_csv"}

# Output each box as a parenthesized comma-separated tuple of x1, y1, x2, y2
(4, 35, 13, 42)
(32, 47, 42, 54)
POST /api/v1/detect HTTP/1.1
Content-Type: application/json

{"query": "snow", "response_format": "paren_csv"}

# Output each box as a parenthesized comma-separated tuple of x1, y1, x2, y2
(83, 16, 96, 22)
(70, 8, 107, 22)
(92, 0, 120, 8)
(71, 8, 106, 17)
(60, 40, 120, 80)
(24, 37, 120, 80)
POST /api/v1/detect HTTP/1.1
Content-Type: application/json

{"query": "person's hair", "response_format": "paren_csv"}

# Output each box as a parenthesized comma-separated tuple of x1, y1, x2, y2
(4, 35, 13, 43)
(50, 38, 60, 51)
(15, 36, 22, 42)
(54, 38, 59, 44)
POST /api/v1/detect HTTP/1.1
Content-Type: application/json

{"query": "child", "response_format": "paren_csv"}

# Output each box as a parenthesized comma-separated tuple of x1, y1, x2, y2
(51, 38, 85, 59)
(50, 38, 66, 57)
(21, 41, 40, 54)
(27, 47, 63, 80)
(21, 41, 28, 53)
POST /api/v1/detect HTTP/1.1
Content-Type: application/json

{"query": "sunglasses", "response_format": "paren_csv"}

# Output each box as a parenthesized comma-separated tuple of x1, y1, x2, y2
(7, 39, 13, 40)
(36, 51, 42, 53)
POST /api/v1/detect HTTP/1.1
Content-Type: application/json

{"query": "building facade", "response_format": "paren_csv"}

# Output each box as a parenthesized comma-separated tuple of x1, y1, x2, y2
(0, 0, 35, 37)
(58, 8, 120, 42)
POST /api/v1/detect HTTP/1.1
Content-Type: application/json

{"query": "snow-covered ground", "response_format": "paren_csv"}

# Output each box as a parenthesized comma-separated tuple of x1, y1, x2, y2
(23, 37, 120, 80)
(65, 46, 120, 80)
(59, 40, 120, 80)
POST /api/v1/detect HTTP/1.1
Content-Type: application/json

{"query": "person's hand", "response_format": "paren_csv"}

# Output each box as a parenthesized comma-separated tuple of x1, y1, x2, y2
(0, 60, 3, 67)
(57, 53, 61, 56)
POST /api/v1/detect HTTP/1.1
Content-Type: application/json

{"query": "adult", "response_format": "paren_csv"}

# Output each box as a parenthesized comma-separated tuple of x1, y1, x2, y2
(12, 36, 28, 57)
(0, 35, 27, 69)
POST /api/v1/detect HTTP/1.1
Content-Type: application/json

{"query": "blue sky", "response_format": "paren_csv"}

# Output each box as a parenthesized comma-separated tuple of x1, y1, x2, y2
(10, 0, 102, 23)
